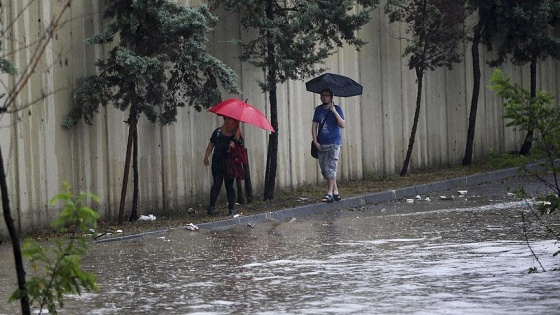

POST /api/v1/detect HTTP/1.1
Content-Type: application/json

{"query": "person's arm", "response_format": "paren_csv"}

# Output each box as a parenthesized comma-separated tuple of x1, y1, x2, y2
(234, 124, 244, 145)
(312, 121, 320, 149)
(235, 124, 243, 139)
(204, 142, 214, 166)
(331, 103, 346, 129)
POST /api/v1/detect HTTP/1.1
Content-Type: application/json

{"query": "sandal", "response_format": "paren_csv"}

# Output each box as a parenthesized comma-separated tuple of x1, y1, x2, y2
(322, 194, 334, 203)
(333, 193, 341, 201)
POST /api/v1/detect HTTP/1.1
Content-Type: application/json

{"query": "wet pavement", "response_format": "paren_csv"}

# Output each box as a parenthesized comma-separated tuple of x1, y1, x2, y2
(1, 173, 559, 314)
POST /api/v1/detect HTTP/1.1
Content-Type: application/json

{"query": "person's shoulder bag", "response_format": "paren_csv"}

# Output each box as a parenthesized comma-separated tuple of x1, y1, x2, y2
(311, 111, 331, 159)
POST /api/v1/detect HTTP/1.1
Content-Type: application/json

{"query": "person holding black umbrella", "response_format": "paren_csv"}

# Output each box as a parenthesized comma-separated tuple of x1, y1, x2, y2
(312, 88, 346, 203)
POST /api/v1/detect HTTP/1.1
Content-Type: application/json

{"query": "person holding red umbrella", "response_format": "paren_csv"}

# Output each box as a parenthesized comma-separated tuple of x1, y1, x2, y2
(203, 117, 244, 216)
(205, 98, 274, 216)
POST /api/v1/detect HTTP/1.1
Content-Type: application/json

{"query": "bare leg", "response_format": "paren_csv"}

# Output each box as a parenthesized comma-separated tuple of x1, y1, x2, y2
(327, 178, 335, 195)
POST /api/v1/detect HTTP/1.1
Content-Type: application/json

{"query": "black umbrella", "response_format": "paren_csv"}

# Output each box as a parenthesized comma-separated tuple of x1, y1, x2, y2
(305, 72, 363, 97)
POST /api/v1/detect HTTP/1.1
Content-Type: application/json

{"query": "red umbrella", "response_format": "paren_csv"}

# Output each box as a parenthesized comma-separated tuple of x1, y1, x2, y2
(208, 98, 275, 132)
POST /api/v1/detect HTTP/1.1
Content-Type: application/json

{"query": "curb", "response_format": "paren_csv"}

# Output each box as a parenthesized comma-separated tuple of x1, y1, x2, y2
(97, 166, 524, 243)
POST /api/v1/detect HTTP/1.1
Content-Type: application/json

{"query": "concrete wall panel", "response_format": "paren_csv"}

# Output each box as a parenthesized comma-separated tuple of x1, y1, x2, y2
(0, 1, 556, 236)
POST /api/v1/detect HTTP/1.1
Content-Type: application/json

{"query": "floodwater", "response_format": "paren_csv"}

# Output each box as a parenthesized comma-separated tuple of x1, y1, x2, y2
(1, 180, 560, 314)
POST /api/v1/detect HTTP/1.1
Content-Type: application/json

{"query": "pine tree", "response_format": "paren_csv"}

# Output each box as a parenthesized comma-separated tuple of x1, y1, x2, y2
(210, 0, 378, 199)
(482, 0, 560, 155)
(64, 0, 240, 223)
(385, 0, 467, 176)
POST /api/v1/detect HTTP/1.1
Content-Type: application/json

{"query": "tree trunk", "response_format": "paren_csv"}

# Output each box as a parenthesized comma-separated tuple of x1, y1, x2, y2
(462, 22, 482, 166)
(264, 130, 278, 200)
(236, 177, 244, 204)
(0, 146, 31, 314)
(118, 106, 137, 225)
(263, 0, 278, 200)
(519, 53, 537, 155)
(129, 121, 139, 221)
(400, 67, 424, 176)
(243, 157, 253, 203)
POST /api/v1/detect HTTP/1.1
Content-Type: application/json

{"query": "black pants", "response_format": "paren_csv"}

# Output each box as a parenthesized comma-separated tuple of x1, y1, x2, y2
(208, 174, 235, 211)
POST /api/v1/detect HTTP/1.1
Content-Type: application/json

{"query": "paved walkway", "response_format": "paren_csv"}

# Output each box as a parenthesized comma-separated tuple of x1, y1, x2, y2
(206, 166, 546, 229)
(99, 165, 555, 243)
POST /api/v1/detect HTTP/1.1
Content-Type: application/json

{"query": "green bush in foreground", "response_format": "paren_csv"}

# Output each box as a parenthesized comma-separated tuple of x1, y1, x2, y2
(10, 182, 99, 314)
(490, 69, 560, 269)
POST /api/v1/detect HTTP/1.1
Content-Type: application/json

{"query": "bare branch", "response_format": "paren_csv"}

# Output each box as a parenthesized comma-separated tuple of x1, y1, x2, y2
(2, 11, 98, 59)
(1, 0, 36, 39)
(2, 0, 73, 111)
(6, 85, 69, 113)
(521, 211, 547, 272)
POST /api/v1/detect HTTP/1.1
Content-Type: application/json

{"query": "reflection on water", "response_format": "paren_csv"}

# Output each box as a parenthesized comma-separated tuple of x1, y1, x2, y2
(1, 197, 560, 314)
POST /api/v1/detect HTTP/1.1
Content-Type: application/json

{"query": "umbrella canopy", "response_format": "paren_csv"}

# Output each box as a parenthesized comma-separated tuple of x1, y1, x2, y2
(305, 72, 363, 97)
(208, 98, 275, 132)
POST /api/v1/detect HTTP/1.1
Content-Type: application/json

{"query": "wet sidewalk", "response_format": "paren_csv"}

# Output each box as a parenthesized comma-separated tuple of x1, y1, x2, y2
(46, 168, 560, 315)
(99, 165, 553, 243)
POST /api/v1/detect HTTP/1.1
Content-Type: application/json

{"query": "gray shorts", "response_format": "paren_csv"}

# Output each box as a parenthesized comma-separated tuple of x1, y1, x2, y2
(318, 144, 341, 179)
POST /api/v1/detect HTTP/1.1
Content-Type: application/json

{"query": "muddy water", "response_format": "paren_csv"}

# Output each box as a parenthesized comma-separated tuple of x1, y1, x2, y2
(1, 189, 559, 314)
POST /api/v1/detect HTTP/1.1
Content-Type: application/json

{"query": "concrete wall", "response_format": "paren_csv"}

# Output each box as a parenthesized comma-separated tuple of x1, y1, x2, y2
(1, 0, 557, 236)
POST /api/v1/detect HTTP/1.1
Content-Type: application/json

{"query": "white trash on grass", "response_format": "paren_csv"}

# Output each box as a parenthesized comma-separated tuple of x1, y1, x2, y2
(138, 214, 156, 221)
(185, 223, 199, 231)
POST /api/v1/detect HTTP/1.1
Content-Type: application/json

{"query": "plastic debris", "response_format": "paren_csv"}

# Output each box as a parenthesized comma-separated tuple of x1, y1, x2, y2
(439, 195, 454, 200)
(247, 222, 255, 227)
(233, 214, 240, 218)
(289, 218, 297, 222)
(415, 195, 422, 200)
(424, 197, 431, 202)
(406, 199, 414, 203)
(185, 223, 199, 231)
(536, 201, 552, 205)
(139, 214, 156, 221)
(457, 190, 468, 195)
(116, 229, 123, 233)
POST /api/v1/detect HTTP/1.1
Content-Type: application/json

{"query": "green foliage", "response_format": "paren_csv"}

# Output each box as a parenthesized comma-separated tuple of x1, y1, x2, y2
(385, 0, 467, 71)
(0, 41, 18, 75)
(479, 0, 560, 67)
(490, 68, 560, 267)
(209, 0, 379, 199)
(489, 69, 559, 154)
(489, 69, 560, 214)
(487, 149, 528, 169)
(10, 182, 99, 314)
(64, 0, 240, 127)
(528, 266, 538, 274)
(0, 58, 18, 76)
(209, 0, 379, 86)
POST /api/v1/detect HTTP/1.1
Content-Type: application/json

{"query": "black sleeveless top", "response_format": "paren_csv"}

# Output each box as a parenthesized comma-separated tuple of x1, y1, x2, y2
(210, 128, 235, 176)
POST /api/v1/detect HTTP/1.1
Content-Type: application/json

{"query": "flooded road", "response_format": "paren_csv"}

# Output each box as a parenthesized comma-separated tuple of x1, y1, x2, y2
(1, 179, 560, 314)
